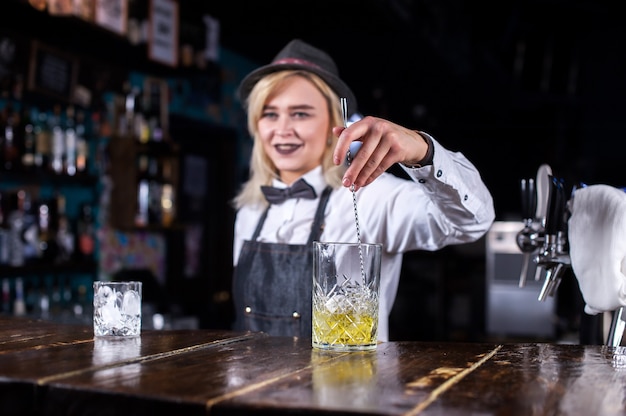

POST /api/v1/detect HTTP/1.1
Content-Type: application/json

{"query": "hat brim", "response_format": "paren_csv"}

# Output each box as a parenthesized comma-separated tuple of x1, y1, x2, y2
(237, 62, 358, 117)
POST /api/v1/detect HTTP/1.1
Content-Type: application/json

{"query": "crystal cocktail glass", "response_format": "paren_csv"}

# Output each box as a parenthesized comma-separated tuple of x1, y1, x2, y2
(312, 242, 382, 351)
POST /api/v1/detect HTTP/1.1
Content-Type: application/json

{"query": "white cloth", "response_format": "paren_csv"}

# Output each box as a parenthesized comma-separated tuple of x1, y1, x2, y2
(234, 135, 495, 341)
(568, 184, 626, 314)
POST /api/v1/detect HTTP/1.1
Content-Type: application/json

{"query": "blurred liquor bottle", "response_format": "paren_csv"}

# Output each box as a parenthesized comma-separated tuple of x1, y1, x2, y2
(13, 277, 26, 316)
(1, 278, 10, 314)
(36, 198, 59, 264)
(160, 158, 176, 227)
(34, 110, 52, 171)
(143, 82, 165, 142)
(7, 190, 26, 267)
(64, 105, 77, 176)
(20, 106, 36, 172)
(54, 194, 74, 263)
(135, 154, 150, 227)
(21, 191, 39, 264)
(0, 192, 7, 265)
(127, 0, 148, 46)
(76, 202, 95, 262)
(1, 102, 20, 171)
(75, 109, 88, 174)
(147, 156, 162, 225)
(46, 0, 72, 16)
(50, 105, 65, 175)
(28, 0, 47, 11)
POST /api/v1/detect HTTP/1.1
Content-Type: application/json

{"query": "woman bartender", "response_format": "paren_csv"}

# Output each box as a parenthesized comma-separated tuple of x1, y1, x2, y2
(231, 39, 495, 341)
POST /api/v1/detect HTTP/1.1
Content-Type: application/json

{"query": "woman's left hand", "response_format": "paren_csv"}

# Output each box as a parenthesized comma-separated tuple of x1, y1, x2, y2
(333, 116, 429, 190)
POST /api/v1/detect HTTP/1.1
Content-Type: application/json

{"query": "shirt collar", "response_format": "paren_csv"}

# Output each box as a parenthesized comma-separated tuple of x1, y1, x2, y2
(272, 166, 326, 196)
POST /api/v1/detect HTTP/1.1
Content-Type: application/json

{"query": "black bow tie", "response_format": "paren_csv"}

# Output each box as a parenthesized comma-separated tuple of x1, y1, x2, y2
(261, 179, 317, 204)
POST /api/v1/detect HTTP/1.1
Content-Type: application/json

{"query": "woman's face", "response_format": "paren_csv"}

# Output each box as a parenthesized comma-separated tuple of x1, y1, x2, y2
(257, 75, 330, 185)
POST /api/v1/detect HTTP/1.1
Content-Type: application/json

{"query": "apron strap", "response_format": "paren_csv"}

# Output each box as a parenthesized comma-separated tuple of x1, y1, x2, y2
(251, 206, 269, 240)
(308, 186, 332, 244)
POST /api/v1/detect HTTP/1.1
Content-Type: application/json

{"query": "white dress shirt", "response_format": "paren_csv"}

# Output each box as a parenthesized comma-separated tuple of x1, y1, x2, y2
(233, 135, 495, 341)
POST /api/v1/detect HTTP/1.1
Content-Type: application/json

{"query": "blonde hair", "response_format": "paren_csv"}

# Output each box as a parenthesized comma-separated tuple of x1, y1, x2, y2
(232, 70, 345, 209)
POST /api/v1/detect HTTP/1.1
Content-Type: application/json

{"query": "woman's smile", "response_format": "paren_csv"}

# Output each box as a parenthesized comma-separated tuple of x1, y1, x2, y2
(274, 143, 303, 155)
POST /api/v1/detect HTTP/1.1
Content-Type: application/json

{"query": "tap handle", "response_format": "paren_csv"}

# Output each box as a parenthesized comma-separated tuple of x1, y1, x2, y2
(544, 176, 558, 235)
(529, 178, 536, 220)
(555, 178, 568, 233)
(545, 176, 566, 235)
(535, 164, 553, 224)
(520, 179, 528, 219)
(520, 178, 536, 221)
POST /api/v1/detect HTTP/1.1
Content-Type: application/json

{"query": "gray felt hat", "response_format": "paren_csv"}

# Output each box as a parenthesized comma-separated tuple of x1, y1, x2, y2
(237, 39, 357, 116)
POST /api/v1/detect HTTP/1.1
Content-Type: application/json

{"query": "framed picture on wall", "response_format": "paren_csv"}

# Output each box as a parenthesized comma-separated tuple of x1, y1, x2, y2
(94, 0, 128, 36)
(27, 41, 78, 102)
(148, 0, 179, 67)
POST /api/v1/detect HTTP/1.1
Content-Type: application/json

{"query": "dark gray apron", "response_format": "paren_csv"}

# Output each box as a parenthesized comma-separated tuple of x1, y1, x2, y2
(232, 187, 331, 337)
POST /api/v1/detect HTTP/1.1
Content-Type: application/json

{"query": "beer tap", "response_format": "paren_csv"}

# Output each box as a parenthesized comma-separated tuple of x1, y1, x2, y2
(516, 178, 537, 288)
(516, 164, 551, 287)
(517, 173, 625, 345)
(535, 176, 571, 301)
(533, 164, 552, 282)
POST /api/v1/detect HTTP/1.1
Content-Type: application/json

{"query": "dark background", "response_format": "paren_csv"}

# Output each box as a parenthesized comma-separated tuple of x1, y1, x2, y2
(201, 0, 626, 220)
(3, 0, 622, 341)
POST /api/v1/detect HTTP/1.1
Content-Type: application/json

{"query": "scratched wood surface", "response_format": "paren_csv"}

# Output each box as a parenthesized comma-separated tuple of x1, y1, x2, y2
(1, 316, 626, 415)
(420, 342, 626, 416)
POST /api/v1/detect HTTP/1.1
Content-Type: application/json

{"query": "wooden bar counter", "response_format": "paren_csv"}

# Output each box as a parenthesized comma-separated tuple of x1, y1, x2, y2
(1, 315, 625, 415)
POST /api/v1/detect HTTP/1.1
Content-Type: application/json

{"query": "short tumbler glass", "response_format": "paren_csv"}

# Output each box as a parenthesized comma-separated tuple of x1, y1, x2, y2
(312, 242, 382, 351)
(93, 281, 142, 337)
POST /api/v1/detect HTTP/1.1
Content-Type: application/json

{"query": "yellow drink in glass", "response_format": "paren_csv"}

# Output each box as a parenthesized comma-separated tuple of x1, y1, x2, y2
(312, 309, 377, 349)
(312, 242, 382, 351)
